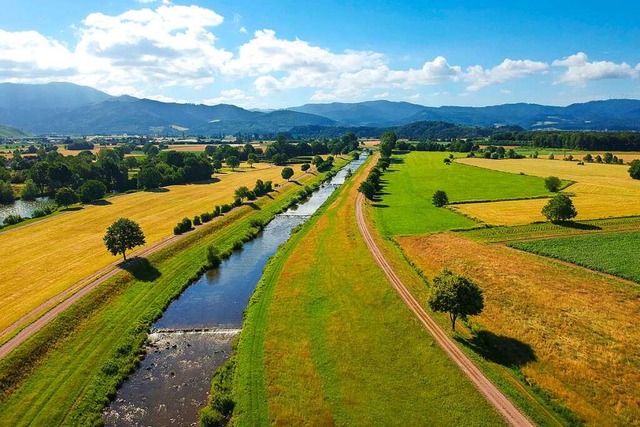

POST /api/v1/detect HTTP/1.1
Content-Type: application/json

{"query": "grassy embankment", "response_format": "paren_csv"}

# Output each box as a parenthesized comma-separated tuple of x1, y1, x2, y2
(373, 151, 639, 425)
(0, 164, 288, 336)
(0, 161, 345, 426)
(510, 231, 640, 283)
(230, 154, 506, 426)
(374, 152, 555, 236)
(455, 157, 640, 225)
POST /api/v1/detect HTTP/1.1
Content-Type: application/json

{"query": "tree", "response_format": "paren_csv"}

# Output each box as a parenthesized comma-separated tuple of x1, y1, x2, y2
(629, 160, 640, 180)
(604, 152, 614, 164)
(542, 194, 577, 223)
(212, 159, 223, 172)
(30, 162, 51, 195)
(544, 176, 562, 192)
(247, 153, 258, 168)
(226, 156, 240, 170)
(137, 166, 163, 190)
(301, 163, 310, 172)
(432, 190, 449, 207)
(20, 179, 39, 201)
(234, 186, 250, 201)
(358, 181, 376, 200)
(281, 167, 294, 181)
(103, 218, 146, 261)
(54, 187, 79, 208)
(0, 180, 14, 204)
(583, 153, 593, 163)
(379, 131, 397, 157)
(78, 180, 107, 203)
(271, 153, 288, 166)
(428, 269, 484, 331)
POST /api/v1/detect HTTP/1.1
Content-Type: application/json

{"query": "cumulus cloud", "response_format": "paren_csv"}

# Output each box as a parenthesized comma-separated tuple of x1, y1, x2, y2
(464, 59, 548, 91)
(552, 52, 639, 85)
(202, 88, 254, 106)
(0, 30, 77, 81)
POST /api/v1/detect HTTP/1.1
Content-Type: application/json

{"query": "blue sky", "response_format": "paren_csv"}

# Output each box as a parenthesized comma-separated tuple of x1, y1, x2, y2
(1, 0, 639, 108)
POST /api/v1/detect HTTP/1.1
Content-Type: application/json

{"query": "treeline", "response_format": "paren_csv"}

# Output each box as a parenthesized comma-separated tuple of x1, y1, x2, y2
(491, 130, 640, 151)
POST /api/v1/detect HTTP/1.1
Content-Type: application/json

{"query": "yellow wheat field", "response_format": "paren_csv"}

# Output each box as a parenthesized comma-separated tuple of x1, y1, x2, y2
(0, 166, 291, 333)
(398, 233, 640, 425)
(454, 158, 640, 225)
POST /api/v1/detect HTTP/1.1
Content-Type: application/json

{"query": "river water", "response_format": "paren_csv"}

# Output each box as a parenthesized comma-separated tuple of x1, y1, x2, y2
(103, 155, 367, 426)
(0, 197, 52, 223)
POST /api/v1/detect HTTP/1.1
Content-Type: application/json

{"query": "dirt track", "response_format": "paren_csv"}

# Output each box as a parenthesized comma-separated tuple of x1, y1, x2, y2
(355, 193, 533, 427)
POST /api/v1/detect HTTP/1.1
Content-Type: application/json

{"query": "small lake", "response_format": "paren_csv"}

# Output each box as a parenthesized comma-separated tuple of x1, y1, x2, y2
(103, 154, 368, 426)
(0, 197, 52, 223)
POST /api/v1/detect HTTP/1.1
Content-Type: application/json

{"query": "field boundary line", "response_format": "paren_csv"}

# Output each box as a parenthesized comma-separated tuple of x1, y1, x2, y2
(356, 192, 533, 427)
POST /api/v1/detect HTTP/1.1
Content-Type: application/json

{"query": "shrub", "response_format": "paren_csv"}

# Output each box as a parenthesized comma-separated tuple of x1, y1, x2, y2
(173, 217, 193, 235)
(54, 187, 79, 208)
(548, 153, 555, 160)
(32, 206, 55, 218)
(544, 176, 562, 192)
(0, 180, 15, 204)
(207, 245, 222, 268)
(249, 218, 264, 229)
(301, 163, 310, 172)
(234, 197, 242, 207)
(214, 205, 221, 216)
(193, 215, 202, 226)
(20, 179, 39, 201)
(3, 214, 24, 226)
(201, 212, 214, 222)
(432, 190, 449, 207)
(101, 361, 119, 376)
(200, 407, 225, 427)
(629, 160, 640, 180)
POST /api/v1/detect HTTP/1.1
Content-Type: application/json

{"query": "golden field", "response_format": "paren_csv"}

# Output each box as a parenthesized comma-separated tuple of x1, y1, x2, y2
(398, 233, 640, 426)
(0, 165, 292, 334)
(454, 158, 640, 225)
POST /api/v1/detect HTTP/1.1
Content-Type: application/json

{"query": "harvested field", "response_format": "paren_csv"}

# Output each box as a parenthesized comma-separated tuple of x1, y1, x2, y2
(399, 232, 640, 426)
(455, 158, 640, 225)
(0, 166, 290, 334)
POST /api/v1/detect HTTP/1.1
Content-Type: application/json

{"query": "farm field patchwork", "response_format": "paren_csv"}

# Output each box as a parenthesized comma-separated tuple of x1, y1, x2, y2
(510, 231, 640, 283)
(232, 156, 505, 426)
(0, 165, 294, 334)
(398, 232, 640, 426)
(0, 165, 328, 426)
(374, 152, 554, 236)
(455, 157, 640, 225)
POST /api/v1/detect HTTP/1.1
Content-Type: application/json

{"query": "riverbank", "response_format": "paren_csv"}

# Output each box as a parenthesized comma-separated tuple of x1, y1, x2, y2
(0, 159, 348, 426)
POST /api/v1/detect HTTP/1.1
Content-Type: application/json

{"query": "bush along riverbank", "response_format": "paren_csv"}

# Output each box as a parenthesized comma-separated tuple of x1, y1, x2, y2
(0, 159, 348, 426)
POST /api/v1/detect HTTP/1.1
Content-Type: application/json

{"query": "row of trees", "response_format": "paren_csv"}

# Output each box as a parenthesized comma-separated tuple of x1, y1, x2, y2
(490, 130, 640, 151)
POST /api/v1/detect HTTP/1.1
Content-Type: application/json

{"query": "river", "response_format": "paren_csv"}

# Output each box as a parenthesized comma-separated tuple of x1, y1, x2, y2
(103, 154, 367, 426)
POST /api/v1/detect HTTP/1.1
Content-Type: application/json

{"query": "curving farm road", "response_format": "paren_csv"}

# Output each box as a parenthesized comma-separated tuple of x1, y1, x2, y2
(355, 193, 533, 427)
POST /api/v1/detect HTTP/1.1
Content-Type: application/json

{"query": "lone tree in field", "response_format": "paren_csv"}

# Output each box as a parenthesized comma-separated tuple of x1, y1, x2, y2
(542, 194, 577, 223)
(432, 190, 449, 207)
(247, 153, 258, 168)
(54, 187, 79, 209)
(281, 167, 294, 181)
(544, 176, 562, 192)
(301, 163, 310, 172)
(103, 218, 146, 262)
(629, 160, 640, 180)
(428, 269, 484, 331)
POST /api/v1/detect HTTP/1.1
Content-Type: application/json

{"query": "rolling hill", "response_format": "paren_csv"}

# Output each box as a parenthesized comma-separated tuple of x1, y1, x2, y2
(0, 83, 639, 135)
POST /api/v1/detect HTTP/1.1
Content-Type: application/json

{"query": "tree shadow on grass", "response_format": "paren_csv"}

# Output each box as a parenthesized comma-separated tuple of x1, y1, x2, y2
(63, 206, 83, 212)
(192, 177, 221, 185)
(247, 202, 261, 210)
(91, 199, 112, 206)
(121, 257, 161, 282)
(555, 221, 602, 231)
(456, 330, 536, 368)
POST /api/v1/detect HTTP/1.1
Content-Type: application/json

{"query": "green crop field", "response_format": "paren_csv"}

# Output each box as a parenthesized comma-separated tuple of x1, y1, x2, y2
(0, 165, 341, 426)
(510, 231, 640, 283)
(231, 156, 505, 426)
(374, 152, 555, 236)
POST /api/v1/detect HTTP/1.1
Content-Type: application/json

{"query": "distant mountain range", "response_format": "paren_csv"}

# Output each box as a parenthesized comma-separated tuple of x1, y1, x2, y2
(0, 82, 639, 136)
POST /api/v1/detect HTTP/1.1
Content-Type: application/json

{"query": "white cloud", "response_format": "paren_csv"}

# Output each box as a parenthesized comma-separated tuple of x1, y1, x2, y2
(373, 91, 389, 99)
(465, 59, 548, 91)
(552, 52, 639, 85)
(500, 89, 512, 94)
(0, 29, 77, 81)
(79, 5, 229, 91)
(202, 88, 254, 106)
(239, 26, 248, 34)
